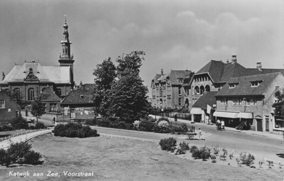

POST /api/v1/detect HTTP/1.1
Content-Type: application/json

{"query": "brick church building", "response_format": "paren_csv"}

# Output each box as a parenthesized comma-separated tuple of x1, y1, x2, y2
(0, 19, 75, 102)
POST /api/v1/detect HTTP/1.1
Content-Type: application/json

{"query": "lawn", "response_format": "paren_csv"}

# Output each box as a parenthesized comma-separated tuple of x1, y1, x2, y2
(0, 133, 283, 181)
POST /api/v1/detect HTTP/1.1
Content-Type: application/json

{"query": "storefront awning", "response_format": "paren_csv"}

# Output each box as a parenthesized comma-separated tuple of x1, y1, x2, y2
(190, 107, 202, 114)
(213, 111, 238, 118)
(237, 112, 253, 119)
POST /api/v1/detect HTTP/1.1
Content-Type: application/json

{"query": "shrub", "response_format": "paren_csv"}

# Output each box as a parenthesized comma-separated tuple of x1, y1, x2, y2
(0, 149, 6, 164)
(35, 122, 46, 129)
(53, 123, 99, 138)
(213, 146, 220, 155)
(190, 145, 198, 153)
(29, 125, 35, 130)
(23, 150, 42, 165)
(11, 117, 28, 130)
(180, 123, 188, 132)
(191, 146, 211, 160)
(179, 141, 190, 151)
(240, 152, 255, 166)
(0, 142, 42, 166)
(139, 120, 155, 132)
(0, 125, 13, 131)
(96, 118, 111, 127)
(159, 137, 177, 152)
(110, 121, 134, 130)
(85, 119, 97, 126)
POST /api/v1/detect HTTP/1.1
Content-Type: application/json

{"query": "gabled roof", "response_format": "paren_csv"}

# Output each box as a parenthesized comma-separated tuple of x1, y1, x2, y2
(195, 60, 248, 83)
(192, 91, 217, 109)
(61, 89, 93, 105)
(152, 70, 192, 85)
(0, 62, 71, 84)
(41, 87, 61, 102)
(216, 72, 282, 97)
(0, 91, 20, 110)
(246, 68, 284, 76)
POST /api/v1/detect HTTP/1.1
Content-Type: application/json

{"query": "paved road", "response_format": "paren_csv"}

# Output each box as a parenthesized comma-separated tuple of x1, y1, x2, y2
(0, 129, 52, 150)
(92, 122, 284, 163)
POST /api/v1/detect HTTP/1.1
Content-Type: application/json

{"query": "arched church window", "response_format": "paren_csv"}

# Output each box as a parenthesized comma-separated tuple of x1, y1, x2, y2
(28, 88, 34, 101)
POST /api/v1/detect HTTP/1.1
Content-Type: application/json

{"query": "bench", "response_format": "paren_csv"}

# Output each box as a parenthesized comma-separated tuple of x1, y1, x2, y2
(184, 132, 197, 140)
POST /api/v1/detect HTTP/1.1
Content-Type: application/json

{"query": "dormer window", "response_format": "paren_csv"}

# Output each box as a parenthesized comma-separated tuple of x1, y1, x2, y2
(229, 83, 238, 89)
(250, 80, 262, 87)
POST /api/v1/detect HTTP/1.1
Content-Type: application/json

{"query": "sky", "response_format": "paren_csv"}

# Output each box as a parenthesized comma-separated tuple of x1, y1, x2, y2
(0, 0, 283, 90)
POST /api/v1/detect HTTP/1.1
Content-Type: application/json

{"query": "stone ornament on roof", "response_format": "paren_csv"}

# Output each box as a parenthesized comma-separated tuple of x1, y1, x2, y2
(24, 68, 39, 81)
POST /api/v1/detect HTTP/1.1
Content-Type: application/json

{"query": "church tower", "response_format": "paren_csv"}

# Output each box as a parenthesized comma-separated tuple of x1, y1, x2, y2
(58, 16, 75, 87)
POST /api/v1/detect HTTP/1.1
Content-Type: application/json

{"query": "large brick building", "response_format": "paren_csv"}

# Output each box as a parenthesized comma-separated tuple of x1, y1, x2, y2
(0, 19, 75, 102)
(151, 69, 193, 109)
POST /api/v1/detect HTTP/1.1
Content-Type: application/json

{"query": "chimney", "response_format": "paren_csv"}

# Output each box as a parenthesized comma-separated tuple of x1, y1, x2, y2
(257, 62, 262, 71)
(231, 55, 237, 64)
(161, 69, 163, 75)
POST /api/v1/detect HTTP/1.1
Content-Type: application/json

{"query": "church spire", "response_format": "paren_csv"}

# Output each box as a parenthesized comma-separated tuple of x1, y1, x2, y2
(58, 16, 75, 87)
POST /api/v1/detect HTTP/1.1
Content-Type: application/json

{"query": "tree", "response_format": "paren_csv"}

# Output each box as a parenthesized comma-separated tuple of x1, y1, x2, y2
(116, 51, 145, 77)
(108, 72, 150, 123)
(30, 97, 46, 124)
(93, 57, 116, 90)
(106, 51, 150, 123)
(93, 58, 116, 117)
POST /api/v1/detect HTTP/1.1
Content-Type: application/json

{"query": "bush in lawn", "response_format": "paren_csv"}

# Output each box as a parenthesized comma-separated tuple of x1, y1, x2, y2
(200, 146, 211, 161)
(35, 122, 46, 129)
(23, 150, 42, 165)
(53, 123, 99, 138)
(240, 152, 255, 166)
(191, 146, 211, 160)
(1, 142, 42, 166)
(29, 125, 35, 130)
(0, 149, 6, 164)
(190, 145, 198, 153)
(179, 141, 190, 152)
(11, 117, 28, 130)
(159, 137, 177, 152)
(138, 120, 155, 132)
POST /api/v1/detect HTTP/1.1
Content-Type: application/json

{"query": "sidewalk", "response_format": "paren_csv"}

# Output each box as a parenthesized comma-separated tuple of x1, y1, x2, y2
(150, 115, 284, 140)
(0, 129, 52, 150)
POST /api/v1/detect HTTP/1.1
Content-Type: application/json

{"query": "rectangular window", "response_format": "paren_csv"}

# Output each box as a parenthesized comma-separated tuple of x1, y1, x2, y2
(179, 98, 181, 106)
(0, 100, 4, 108)
(178, 87, 181, 95)
(50, 103, 57, 112)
